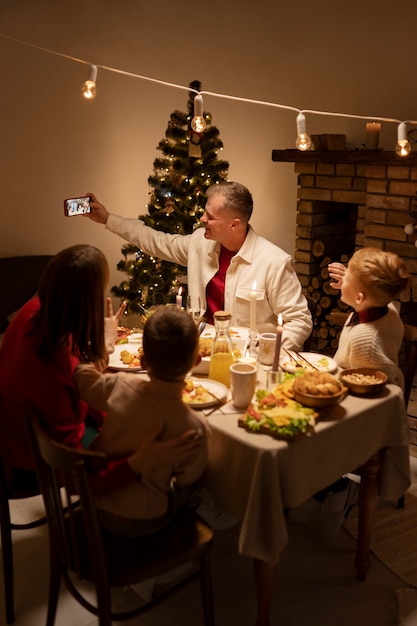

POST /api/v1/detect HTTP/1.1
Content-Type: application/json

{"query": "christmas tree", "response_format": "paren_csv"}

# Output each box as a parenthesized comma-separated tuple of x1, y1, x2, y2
(111, 80, 229, 314)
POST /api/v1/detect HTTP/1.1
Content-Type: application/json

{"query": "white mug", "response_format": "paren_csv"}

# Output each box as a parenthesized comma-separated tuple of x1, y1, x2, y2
(258, 332, 277, 366)
(230, 362, 258, 409)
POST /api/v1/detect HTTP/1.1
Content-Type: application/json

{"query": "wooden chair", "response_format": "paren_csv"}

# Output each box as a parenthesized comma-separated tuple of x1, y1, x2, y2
(303, 295, 318, 352)
(402, 324, 417, 412)
(0, 458, 46, 624)
(25, 417, 215, 626)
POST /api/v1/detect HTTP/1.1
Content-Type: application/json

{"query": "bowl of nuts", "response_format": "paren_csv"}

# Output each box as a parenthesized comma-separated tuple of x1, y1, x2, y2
(292, 370, 348, 409)
(339, 368, 388, 396)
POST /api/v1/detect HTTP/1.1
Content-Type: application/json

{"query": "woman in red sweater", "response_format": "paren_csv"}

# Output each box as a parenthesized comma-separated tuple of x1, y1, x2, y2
(0, 244, 202, 492)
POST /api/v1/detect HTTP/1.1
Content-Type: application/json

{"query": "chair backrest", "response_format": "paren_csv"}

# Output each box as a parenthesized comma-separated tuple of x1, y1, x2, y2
(402, 324, 417, 406)
(25, 417, 109, 582)
(303, 295, 318, 352)
(25, 417, 215, 626)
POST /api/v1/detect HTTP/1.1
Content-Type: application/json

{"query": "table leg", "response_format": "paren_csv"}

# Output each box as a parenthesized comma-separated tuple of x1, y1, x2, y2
(355, 451, 381, 581)
(253, 558, 275, 626)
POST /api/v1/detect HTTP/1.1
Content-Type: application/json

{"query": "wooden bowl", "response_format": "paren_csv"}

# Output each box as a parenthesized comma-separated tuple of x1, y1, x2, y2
(339, 368, 388, 396)
(293, 386, 348, 409)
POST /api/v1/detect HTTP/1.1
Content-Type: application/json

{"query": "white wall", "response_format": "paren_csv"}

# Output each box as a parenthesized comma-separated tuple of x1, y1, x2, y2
(1, 0, 417, 304)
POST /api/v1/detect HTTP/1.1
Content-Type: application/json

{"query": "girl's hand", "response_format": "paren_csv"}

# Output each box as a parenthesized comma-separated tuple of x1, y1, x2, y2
(104, 297, 127, 354)
(328, 262, 346, 290)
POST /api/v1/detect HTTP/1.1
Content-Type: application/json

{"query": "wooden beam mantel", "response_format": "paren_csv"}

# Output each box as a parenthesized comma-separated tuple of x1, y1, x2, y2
(271, 149, 417, 166)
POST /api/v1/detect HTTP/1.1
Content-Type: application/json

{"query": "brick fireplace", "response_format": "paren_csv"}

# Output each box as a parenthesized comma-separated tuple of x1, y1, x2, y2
(272, 149, 417, 353)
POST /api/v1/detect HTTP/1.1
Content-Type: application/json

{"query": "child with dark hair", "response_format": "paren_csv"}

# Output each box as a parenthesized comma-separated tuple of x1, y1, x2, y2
(74, 305, 210, 537)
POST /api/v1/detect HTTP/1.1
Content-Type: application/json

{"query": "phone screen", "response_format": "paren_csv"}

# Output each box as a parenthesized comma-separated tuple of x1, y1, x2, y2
(64, 196, 92, 216)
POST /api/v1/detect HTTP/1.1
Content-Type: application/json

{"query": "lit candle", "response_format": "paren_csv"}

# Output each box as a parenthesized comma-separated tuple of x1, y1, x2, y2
(365, 122, 381, 150)
(272, 313, 283, 371)
(249, 281, 257, 331)
(176, 286, 183, 307)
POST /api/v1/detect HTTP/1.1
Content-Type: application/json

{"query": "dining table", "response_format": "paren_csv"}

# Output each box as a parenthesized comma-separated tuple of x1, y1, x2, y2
(198, 366, 411, 626)
(111, 329, 411, 626)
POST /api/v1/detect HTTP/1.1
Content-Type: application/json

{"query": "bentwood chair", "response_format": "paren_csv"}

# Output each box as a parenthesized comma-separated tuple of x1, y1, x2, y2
(0, 456, 46, 624)
(25, 417, 215, 626)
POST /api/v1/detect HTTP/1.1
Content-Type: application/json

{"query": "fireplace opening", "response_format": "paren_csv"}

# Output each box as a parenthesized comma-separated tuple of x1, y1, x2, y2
(297, 200, 358, 354)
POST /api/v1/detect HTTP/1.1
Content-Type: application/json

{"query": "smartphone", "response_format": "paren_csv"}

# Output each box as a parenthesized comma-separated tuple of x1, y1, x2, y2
(64, 196, 92, 216)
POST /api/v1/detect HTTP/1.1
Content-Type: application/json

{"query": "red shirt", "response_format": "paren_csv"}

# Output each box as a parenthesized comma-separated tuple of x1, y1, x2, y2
(0, 297, 135, 493)
(205, 245, 235, 324)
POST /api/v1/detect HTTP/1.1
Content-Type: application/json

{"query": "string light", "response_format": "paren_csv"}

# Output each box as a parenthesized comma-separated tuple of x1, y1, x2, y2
(2, 32, 417, 155)
(81, 64, 97, 100)
(395, 122, 411, 156)
(191, 94, 207, 133)
(295, 113, 311, 151)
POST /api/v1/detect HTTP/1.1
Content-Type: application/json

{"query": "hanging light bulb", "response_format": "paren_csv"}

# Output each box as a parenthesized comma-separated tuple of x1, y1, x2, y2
(81, 64, 98, 100)
(295, 113, 312, 151)
(191, 94, 207, 133)
(404, 222, 415, 235)
(395, 122, 411, 156)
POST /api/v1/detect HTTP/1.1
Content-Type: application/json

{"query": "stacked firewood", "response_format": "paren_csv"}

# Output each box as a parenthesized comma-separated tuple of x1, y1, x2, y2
(305, 242, 351, 355)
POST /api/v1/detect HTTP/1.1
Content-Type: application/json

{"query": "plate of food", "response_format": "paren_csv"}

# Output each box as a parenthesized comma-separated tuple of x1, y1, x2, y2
(280, 352, 337, 374)
(116, 327, 143, 345)
(182, 378, 228, 409)
(239, 377, 318, 441)
(107, 344, 144, 371)
(116, 326, 133, 344)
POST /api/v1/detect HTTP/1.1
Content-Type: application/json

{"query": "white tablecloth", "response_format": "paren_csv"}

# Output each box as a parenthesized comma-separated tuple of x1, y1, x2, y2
(203, 383, 410, 564)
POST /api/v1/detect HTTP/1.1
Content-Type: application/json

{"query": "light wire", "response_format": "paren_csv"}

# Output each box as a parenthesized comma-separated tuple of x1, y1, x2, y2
(2, 32, 417, 126)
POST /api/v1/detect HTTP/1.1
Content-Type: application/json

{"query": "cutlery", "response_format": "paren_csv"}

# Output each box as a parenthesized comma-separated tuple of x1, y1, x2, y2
(294, 351, 320, 371)
(283, 347, 320, 371)
(198, 320, 206, 335)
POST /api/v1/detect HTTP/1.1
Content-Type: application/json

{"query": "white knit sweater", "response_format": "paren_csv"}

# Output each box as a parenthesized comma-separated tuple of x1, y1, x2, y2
(334, 303, 404, 388)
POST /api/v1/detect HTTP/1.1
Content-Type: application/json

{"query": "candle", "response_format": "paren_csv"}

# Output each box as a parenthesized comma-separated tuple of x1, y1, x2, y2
(365, 122, 381, 150)
(249, 281, 257, 331)
(272, 313, 283, 371)
(176, 286, 183, 307)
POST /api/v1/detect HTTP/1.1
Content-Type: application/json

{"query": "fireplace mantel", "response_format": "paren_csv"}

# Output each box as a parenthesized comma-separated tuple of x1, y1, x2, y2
(272, 149, 417, 166)
(270, 146, 417, 355)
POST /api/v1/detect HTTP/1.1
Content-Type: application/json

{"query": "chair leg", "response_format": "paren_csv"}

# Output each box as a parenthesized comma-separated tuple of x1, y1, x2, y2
(45, 550, 61, 626)
(0, 496, 14, 624)
(199, 551, 215, 626)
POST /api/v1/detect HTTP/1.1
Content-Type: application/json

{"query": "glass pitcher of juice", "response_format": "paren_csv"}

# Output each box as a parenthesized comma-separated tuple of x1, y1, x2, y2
(209, 310, 235, 387)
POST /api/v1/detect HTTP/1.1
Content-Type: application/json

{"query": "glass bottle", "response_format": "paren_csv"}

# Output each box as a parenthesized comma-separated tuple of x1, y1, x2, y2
(209, 311, 235, 387)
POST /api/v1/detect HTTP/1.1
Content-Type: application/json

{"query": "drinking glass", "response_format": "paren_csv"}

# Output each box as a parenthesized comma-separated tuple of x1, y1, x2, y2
(186, 295, 202, 324)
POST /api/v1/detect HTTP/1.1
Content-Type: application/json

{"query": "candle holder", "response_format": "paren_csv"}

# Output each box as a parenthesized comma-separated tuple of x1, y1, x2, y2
(248, 329, 259, 360)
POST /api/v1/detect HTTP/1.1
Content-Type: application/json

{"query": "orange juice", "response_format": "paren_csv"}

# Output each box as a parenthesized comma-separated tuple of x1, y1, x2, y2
(209, 352, 234, 387)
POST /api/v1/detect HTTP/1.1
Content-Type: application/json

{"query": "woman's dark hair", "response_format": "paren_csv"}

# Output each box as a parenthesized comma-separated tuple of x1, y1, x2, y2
(33, 244, 108, 361)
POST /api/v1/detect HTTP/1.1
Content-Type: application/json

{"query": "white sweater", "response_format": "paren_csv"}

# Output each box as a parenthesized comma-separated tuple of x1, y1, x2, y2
(106, 215, 312, 350)
(334, 303, 404, 387)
